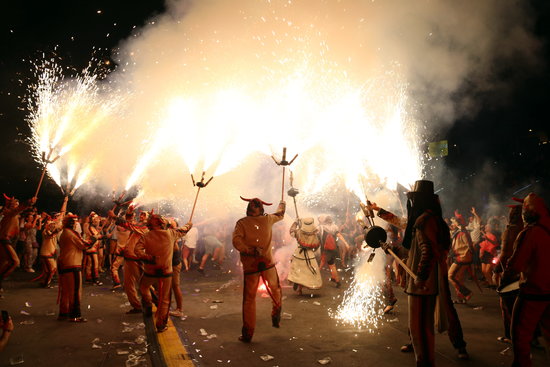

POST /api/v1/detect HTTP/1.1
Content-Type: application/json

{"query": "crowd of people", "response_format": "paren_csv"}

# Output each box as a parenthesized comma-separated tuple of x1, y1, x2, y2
(0, 183, 548, 366)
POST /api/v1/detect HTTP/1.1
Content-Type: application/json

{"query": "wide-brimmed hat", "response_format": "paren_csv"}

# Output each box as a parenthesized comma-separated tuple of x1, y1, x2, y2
(299, 217, 317, 234)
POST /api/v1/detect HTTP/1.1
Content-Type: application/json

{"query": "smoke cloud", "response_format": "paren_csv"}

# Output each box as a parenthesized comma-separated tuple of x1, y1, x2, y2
(28, 0, 541, 221)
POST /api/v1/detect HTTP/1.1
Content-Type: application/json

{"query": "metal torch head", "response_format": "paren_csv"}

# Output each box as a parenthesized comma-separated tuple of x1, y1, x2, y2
(364, 225, 387, 249)
(287, 187, 299, 197)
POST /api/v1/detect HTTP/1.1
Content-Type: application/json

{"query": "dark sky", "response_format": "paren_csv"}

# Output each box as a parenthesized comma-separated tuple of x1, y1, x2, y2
(0, 0, 549, 213)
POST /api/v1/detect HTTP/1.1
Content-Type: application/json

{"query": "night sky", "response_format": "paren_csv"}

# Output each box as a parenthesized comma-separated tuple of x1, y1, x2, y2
(1, 0, 549, 213)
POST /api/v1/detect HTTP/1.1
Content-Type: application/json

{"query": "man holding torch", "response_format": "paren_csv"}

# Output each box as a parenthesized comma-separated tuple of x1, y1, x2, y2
(232, 196, 286, 343)
(367, 180, 468, 365)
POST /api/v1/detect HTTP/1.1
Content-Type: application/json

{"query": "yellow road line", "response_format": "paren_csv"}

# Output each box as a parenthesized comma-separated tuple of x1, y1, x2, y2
(152, 306, 195, 366)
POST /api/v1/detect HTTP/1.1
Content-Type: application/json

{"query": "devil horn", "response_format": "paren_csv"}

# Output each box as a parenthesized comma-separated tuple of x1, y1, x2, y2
(260, 200, 273, 206)
(3, 193, 13, 201)
(240, 196, 253, 202)
(512, 197, 524, 203)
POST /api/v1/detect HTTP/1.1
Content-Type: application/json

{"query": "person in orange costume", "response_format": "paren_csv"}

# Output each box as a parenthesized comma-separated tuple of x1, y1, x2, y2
(135, 214, 192, 332)
(0, 195, 36, 291)
(57, 214, 94, 322)
(502, 192, 550, 367)
(39, 196, 68, 288)
(109, 209, 149, 314)
(232, 197, 285, 343)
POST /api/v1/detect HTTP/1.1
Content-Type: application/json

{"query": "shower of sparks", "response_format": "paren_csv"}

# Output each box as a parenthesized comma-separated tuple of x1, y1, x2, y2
(26, 58, 122, 192)
(25, 0, 425, 210)
(328, 250, 386, 331)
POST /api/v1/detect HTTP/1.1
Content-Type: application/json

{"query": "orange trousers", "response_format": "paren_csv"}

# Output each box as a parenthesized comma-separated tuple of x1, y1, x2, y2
(41, 256, 57, 287)
(140, 275, 172, 329)
(124, 259, 143, 310)
(110, 255, 124, 285)
(0, 241, 20, 286)
(242, 266, 282, 339)
(58, 267, 82, 318)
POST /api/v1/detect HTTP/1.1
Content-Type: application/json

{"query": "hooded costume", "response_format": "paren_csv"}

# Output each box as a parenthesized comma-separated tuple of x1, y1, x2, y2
(232, 197, 285, 342)
(375, 180, 468, 364)
(288, 218, 322, 290)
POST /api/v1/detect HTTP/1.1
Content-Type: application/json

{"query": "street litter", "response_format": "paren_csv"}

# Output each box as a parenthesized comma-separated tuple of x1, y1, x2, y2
(500, 347, 512, 356)
(9, 355, 24, 365)
(473, 306, 484, 311)
(20, 319, 35, 325)
(318, 357, 332, 365)
(260, 354, 274, 361)
(135, 335, 146, 345)
(117, 349, 130, 355)
(313, 301, 321, 306)
(96, 318, 103, 323)
(200, 328, 208, 336)
(207, 334, 217, 339)
(212, 300, 224, 303)
(387, 318, 399, 323)
(25, 302, 32, 307)
(194, 288, 201, 293)
(20, 310, 30, 315)
(281, 312, 292, 320)
(210, 305, 218, 310)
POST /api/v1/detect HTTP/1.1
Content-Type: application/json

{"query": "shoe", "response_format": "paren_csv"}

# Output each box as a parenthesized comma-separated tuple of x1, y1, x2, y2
(238, 335, 252, 343)
(126, 308, 142, 314)
(453, 299, 466, 304)
(464, 293, 472, 302)
(293, 282, 298, 291)
(169, 309, 184, 317)
(329, 278, 336, 283)
(69, 317, 87, 323)
(157, 325, 168, 333)
(25, 268, 36, 273)
(497, 336, 512, 344)
(94, 281, 103, 286)
(457, 347, 469, 360)
(400, 343, 413, 353)
(112, 284, 122, 290)
(383, 304, 395, 314)
(335, 281, 341, 288)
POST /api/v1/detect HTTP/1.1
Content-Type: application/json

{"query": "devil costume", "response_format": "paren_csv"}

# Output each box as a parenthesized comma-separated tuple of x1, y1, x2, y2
(288, 218, 322, 291)
(232, 197, 285, 342)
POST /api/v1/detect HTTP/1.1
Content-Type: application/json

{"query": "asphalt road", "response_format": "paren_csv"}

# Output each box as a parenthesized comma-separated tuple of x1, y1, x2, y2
(1, 260, 548, 367)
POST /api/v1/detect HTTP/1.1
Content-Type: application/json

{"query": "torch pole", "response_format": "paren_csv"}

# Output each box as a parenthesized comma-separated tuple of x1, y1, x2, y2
(189, 172, 213, 223)
(281, 166, 286, 201)
(34, 165, 48, 198)
(189, 186, 201, 223)
(386, 247, 418, 281)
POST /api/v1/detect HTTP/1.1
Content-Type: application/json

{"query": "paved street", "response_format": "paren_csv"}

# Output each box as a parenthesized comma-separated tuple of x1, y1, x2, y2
(1, 260, 547, 367)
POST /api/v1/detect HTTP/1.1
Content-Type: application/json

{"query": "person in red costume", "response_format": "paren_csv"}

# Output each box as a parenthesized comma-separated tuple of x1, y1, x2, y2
(135, 214, 192, 333)
(232, 197, 285, 343)
(39, 196, 69, 288)
(0, 195, 36, 291)
(502, 192, 550, 367)
(57, 214, 95, 322)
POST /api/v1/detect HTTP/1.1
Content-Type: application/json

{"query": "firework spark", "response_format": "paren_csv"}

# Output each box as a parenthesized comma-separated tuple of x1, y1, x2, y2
(328, 249, 386, 332)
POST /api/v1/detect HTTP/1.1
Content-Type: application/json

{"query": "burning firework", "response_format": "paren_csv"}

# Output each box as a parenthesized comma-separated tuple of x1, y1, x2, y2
(328, 249, 386, 332)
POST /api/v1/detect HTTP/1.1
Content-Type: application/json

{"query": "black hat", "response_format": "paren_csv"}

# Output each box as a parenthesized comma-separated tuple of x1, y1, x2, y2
(410, 180, 434, 195)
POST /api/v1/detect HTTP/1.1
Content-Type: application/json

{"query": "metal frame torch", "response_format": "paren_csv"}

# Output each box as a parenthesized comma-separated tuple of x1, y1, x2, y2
(34, 148, 61, 198)
(189, 171, 213, 222)
(271, 147, 298, 201)
(287, 170, 300, 219)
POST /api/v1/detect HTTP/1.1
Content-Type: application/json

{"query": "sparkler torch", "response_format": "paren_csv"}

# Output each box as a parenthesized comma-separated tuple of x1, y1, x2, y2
(287, 171, 300, 219)
(189, 171, 213, 222)
(364, 226, 418, 281)
(34, 148, 61, 198)
(271, 147, 298, 201)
